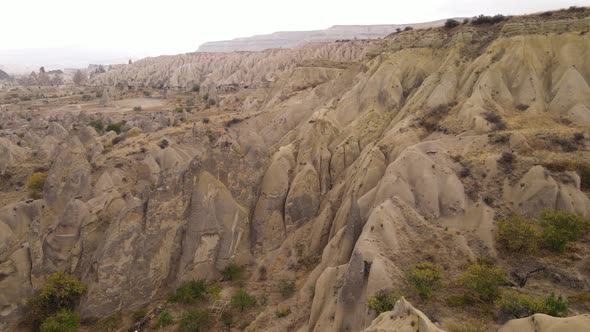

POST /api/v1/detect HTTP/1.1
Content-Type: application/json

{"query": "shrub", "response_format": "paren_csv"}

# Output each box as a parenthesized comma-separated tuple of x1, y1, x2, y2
(192, 84, 200, 92)
(543, 292, 568, 317)
(94, 314, 121, 332)
(496, 215, 542, 253)
(445, 19, 461, 29)
(408, 262, 443, 300)
(25, 272, 86, 330)
(497, 290, 568, 318)
(367, 289, 398, 313)
(298, 255, 321, 271)
(27, 172, 47, 192)
(89, 119, 104, 132)
(484, 112, 506, 130)
(497, 290, 545, 318)
(105, 123, 123, 134)
(220, 311, 233, 328)
(206, 283, 222, 300)
(170, 280, 207, 304)
(202, 118, 210, 124)
(222, 263, 243, 281)
(111, 135, 125, 145)
(275, 307, 291, 318)
(540, 210, 590, 253)
(158, 139, 169, 149)
(230, 289, 256, 312)
(278, 279, 296, 298)
(459, 263, 506, 302)
(81, 94, 93, 101)
(127, 128, 140, 137)
(515, 103, 529, 111)
(155, 309, 173, 328)
(203, 93, 209, 101)
(178, 309, 211, 332)
(472, 14, 507, 25)
(133, 106, 142, 111)
(404, 26, 414, 31)
(39, 310, 80, 332)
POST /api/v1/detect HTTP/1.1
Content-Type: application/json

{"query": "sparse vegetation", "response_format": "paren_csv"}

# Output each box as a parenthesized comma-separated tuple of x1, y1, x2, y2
(222, 263, 243, 281)
(459, 262, 506, 302)
(127, 128, 140, 137)
(278, 279, 296, 298)
(496, 215, 541, 254)
(515, 103, 529, 111)
(230, 289, 256, 312)
(408, 262, 443, 300)
(542, 160, 590, 192)
(202, 117, 210, 124)
(275, 307, 291, 318)
(158, 139, 169, 149)
(170, 280, 207, 304)
(178, 309, 211, 332)
(133, 106, 142, 111)
(367, 289, 398, 313)
(220, 311, 233, 328)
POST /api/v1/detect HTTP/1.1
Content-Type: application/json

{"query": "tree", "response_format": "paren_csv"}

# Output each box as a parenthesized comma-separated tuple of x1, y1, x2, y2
(72, 70, 86, 86)
(408, 262, 443, 300)
(459, 263, 506, 302)
(230, 289, 256, 312)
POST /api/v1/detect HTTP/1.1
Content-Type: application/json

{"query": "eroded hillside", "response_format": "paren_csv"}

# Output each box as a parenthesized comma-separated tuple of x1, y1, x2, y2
(1, 7, 590, 332)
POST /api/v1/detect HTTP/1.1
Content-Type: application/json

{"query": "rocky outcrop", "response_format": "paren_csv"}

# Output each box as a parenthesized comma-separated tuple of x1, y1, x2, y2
(364, 298, 444, 332)
(498, 313, 590, 332)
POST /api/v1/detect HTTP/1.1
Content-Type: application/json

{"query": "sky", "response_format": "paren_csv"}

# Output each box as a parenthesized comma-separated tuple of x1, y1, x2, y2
(1, 0, 589, 71)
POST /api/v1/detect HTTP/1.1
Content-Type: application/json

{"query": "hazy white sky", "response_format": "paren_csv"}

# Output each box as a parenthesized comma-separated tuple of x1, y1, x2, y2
(1, 0, 588, 56)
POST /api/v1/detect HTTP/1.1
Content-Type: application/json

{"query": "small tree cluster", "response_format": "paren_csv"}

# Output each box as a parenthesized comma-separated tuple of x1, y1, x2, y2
(540, 210, 590, 253)
(497, 215, 542, 253)
(230, 289, 256, 312)
(39, 309, 80, 332)
(24, 272, 86, 331)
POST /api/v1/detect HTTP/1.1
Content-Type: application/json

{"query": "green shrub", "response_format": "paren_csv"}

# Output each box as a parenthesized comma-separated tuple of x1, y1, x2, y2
(230, 289, 256, 312)
(408, 262, 443, 300)
(105, 123, 123, 134)
(170, 280, 207, 304)
(206, 283, 222, 300)
(89, 119, 104, 132)
(367, 289, 398, 313)
(95, 313, 121, 332)
(222, 263, 243, 281)
(81, 94, 93, 101)
(543, 292, 568, 317)
(275, 307, 291, 318)
(540, 210, 590, 253)
(496, 215, 542, 253)
(278, 279, 296, 298)
(39, 310, 80, 332)
(178, 309, 211, 332)
(155, 309, 173, 328)
(497, 290, 545, 318)
(127, 128, 140, 137)
(459, 263, 506, 302)
(25, 272, 86, 330)
(445, 19, 461, 28)
(27, 172, 47, 192)
(497, 290, 568, 318)
(220, 311, 233, 328)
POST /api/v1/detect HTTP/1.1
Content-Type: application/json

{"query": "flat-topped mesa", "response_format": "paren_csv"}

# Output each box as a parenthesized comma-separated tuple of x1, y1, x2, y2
(196, 20, 454, 52)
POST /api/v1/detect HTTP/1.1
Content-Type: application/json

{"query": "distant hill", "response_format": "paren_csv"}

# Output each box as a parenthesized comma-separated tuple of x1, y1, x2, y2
(197, 19, 457, 52)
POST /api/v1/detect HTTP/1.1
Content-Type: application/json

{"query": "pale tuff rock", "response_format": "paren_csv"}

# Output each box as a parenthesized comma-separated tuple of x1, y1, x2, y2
(364, 297, 444, 332)
(498, 313, 590, 332)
